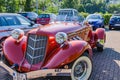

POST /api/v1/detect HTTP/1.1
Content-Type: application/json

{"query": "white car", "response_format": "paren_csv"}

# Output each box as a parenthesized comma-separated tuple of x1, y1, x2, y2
(0, 13, 40, 50)
(56, 8, 80, 22)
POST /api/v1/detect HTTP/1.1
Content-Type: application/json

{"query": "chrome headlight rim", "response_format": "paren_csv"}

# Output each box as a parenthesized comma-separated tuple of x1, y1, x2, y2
(55, 32, 68, 44)
(11, 29, 24, 40)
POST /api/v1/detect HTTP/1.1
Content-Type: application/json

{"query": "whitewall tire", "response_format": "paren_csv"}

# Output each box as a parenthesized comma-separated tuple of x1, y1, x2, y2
(71, 56, 92, 80)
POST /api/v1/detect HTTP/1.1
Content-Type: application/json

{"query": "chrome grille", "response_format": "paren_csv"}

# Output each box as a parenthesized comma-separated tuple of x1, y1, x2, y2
(26, 34, 47, 65)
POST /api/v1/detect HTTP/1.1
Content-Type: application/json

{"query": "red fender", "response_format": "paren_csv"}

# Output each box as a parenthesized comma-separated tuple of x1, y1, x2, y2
(95, 28, 106, 39)
(42, 40, 92, 69)
(3, 36, 27, 65)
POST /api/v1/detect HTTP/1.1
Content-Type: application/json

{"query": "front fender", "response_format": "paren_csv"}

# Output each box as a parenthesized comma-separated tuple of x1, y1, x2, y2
(3, 36, 27, 65)
(95, 28, 106, 39)
(42, 40, 92, 69)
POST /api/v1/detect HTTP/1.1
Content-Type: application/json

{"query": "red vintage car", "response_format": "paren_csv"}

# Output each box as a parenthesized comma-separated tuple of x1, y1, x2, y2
(0, 22, 106, 80)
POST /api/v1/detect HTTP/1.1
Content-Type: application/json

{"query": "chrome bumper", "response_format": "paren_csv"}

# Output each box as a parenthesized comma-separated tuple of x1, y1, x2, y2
(0, 61, 71, 80)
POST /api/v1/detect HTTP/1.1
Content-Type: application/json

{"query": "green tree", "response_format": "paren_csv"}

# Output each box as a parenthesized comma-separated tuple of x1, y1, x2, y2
(0, 0, 5, 12)
(4, 0, 17, 12)
(107, 4, 120, 13)
(62, 0, 75, 8)
(78, 4, 85, 12)
(24, 0, 32, 11)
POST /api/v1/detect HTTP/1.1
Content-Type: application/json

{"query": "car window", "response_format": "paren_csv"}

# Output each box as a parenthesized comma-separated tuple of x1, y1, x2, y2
(0, 17, 8, 26)
(74, 10, 78, 16)
(19, 13, 27, 17)
(4, 16, 20, 25)
(59, 10, 73, 16)
(16, 15, 31, 25)
(28, 12, 38, 17)
(39, 14, 50, 18)
(86, 15, 101, 19)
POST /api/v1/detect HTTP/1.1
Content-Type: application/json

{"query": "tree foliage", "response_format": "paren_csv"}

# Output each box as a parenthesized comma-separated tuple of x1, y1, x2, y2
(0, 0, 119, 14)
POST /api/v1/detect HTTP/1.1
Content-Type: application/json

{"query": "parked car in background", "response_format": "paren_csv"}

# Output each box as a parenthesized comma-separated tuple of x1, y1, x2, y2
(36, 13, 56, 25)
(0, 13, 40, 50)
(56, 8, 80, 22)
(86, 14, 104, 30)
(18, 12, 38, 22)
(109, 14, 120, 30)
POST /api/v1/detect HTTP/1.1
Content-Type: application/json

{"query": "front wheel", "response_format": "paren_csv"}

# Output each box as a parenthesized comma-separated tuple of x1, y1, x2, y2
(97, 46, 103, 52)
(71, 56, 92, 80)
(109, 26, 112, 30)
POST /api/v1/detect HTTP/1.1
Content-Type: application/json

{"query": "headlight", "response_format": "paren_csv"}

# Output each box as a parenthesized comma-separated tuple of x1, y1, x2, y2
(11, 29, 24, 40)
(55, 32, 68, 44)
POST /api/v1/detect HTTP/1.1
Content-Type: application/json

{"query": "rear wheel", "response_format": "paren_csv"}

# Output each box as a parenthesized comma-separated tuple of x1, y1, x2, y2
(97, 46, 103, 52)
(109, 26, 112, 30)
(97, 38, 105, 52)
(71, 56, 92, 80)
(102, 25, 104, 28)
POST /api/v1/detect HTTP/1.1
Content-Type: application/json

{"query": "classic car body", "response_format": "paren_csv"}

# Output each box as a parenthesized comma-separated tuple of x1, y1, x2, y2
(0, 22, 106, 80)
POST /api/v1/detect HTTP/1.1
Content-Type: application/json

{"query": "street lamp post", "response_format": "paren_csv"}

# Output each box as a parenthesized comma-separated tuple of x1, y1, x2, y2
(36, 0, 38, 14)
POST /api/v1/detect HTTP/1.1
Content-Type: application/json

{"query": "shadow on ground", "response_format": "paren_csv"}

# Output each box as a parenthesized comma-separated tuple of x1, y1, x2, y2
(89, 48, 120, 80)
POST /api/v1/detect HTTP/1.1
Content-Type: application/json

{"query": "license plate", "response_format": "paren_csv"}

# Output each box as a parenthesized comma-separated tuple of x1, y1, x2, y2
(115, 24, 120, 26)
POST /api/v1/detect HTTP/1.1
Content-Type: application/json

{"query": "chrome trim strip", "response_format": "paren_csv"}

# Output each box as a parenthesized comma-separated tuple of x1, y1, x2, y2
(28, 45, 45, 50)
(30, 37, 46, 42)
(26, 53, 44, 59)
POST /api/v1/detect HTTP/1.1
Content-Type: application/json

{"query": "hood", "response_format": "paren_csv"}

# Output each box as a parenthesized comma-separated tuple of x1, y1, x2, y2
(28, 22, 83, 35)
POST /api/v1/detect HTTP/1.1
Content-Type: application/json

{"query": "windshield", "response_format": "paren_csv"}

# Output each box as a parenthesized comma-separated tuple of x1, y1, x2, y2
(28, 12, 38, 17)
(17, 15, 31, 25)
(86, 15, 101, 19)
(59, 10, 73, 16)
(39, 14, 50, 18)
(18, 13, 27, 17)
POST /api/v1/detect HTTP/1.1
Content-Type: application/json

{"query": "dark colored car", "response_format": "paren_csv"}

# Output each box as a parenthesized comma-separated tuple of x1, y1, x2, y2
(18, 12, 38, 22)
(86, 14, 104, 30)
(36, 13, 56, 25)
(0, 13, 40, 50)
(109, 14, 120, 30)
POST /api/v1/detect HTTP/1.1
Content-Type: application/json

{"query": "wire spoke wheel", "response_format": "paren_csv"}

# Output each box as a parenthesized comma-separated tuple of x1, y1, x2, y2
(71, 56, 92, 80)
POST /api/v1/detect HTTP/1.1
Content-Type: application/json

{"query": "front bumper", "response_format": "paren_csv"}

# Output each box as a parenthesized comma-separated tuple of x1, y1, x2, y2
(0, 62, 71, 80)
(109, 24, 120, 28)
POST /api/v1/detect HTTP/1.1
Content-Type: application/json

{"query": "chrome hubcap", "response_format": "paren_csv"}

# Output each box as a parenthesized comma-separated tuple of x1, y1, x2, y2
(74, 61, 87, 78)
